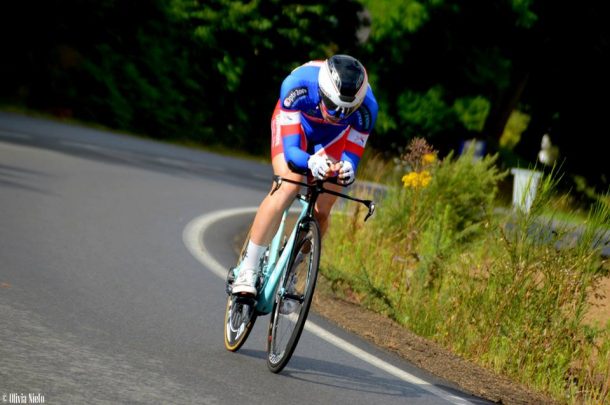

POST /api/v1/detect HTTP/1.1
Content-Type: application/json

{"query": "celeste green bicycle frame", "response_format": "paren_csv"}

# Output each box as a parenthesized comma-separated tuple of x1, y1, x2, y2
(257, 193, 308, 314)
(233, 175, 375, 315)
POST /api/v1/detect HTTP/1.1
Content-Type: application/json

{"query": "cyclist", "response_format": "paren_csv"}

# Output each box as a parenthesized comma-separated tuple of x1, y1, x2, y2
(232, 54, 378, 296)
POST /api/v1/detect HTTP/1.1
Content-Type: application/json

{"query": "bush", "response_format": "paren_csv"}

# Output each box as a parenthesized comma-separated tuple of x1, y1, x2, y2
(322, 139, 610, 403)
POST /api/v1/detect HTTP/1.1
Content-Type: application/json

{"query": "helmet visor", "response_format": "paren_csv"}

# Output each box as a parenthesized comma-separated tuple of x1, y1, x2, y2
(319, 90, 359, 120)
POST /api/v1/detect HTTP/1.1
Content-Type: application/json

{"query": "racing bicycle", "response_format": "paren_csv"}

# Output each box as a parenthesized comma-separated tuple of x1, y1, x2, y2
(223, 172, 375, 373)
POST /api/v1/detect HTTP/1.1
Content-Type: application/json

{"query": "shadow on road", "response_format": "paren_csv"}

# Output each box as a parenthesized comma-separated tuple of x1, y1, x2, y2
(235, 348, 489, 403)
(0, 163, 57, 195)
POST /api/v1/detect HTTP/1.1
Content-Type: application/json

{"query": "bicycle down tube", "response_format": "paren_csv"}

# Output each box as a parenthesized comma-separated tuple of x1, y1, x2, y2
(257, 196, 308, 314)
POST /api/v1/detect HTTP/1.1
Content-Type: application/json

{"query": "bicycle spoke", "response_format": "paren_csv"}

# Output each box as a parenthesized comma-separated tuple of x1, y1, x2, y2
(267, 222, 320, 372)
(224, 287, 256, 352)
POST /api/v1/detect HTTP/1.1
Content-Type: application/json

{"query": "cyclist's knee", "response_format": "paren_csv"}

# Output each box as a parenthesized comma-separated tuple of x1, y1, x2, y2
(272, 154, 301, 178)
(269, 154, 303, 202)
(315, 193, 337, 218)
(272, 182, 299, 201)
(264, 179, 299, 214)
(314, 205, 332, 226)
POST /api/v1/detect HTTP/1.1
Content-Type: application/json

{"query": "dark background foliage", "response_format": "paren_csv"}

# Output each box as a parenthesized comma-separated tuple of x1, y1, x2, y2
(1, 0, 608, 193)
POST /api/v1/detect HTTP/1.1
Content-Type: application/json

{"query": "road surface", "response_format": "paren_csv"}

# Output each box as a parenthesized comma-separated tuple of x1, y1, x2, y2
(0, 112, 489, 404)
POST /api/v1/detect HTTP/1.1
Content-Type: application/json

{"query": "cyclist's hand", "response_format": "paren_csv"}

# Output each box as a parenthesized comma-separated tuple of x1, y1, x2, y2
(308, 154, 332, 180)
(338, 160, 355, 185)
(328, 161, 343, 175)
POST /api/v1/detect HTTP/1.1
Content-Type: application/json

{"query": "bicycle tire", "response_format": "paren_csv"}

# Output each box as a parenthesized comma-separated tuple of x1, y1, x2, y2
(223, 294, 257, 351)
(266, 218, 321, 373)
(223, 230, 257, 352)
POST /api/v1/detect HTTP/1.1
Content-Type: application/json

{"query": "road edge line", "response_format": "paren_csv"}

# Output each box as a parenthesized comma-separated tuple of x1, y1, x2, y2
(182, 208, 474, 405)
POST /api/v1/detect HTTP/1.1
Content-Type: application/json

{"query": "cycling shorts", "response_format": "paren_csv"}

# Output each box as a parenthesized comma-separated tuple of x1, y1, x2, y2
(270, 101, 306, 160)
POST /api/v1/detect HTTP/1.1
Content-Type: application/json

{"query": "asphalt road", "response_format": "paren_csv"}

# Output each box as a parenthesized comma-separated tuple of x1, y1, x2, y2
(0, 112, 489, 404)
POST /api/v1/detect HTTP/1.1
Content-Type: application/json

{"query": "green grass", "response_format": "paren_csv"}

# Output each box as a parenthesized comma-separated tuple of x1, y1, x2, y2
(324, 141, 610, 404)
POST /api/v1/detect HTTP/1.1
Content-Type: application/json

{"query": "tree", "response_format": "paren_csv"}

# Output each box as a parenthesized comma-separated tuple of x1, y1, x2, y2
(360, 0, 608, 190)
(2, 0, 607, 189)
(173, 0, 367, 153)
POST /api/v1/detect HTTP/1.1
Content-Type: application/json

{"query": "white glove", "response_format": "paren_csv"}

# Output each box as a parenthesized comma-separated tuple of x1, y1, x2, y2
(338, 160, 355, 185)
(307, 155, 331, 180)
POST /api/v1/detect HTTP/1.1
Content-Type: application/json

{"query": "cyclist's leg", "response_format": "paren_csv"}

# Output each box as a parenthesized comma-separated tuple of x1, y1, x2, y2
(250, 100, 305, 247)
(233, 155, 301, 295)
(233, 104, 304, 295)
(249, 154, 302, 246)
(314, 182, 341, 236)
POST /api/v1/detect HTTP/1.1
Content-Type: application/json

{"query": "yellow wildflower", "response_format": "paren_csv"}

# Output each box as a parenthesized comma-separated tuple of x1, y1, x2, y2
(402, 170, 432, 189)
(402, 172, 418, 188)
(422, 153, 436, 165)
(419, 170, 431, 187)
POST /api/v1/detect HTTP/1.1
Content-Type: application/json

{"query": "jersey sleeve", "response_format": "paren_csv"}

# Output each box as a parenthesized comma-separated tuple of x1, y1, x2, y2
(278, 75, 311, 170)
(341, 88, 378, 171)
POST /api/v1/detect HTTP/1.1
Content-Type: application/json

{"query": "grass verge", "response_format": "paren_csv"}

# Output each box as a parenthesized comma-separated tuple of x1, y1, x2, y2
(322, 140, 610, 404)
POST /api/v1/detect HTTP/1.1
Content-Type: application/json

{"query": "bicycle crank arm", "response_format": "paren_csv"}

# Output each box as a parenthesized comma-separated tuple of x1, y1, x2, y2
(283, 293, 305, 303)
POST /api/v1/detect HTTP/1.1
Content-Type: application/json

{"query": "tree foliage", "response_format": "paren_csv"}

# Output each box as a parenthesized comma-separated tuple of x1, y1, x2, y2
(1, 0, 607, 189)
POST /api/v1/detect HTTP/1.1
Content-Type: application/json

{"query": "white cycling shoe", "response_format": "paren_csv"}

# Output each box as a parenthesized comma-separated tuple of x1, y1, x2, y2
(232, 267, 258, 296)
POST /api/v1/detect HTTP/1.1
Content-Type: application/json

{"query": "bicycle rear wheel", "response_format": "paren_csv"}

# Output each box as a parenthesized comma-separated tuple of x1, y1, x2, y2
(266, 218, 321, 373)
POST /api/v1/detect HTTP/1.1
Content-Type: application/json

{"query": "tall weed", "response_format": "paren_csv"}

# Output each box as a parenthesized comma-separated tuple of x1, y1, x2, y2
(323, 140, 610, 403)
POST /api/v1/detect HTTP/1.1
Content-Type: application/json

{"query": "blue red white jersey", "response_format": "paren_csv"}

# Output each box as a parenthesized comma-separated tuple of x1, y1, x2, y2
(271, 60, 378, 172)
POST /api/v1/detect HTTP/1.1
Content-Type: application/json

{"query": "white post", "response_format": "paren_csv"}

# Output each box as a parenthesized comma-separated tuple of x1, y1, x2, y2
(510, 168, 543, 213)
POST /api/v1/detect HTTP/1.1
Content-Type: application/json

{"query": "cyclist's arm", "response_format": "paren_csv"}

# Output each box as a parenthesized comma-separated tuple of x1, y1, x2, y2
(340, 93, 378, 172)
(341, 129, 368, 172)
(283, 132, 309, 170)
(277, 72, 317, 171)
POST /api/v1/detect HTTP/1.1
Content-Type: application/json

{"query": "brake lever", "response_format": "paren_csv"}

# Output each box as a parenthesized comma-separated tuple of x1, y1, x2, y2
(270, 176, 283, 196)
(364, 201, 376, 222)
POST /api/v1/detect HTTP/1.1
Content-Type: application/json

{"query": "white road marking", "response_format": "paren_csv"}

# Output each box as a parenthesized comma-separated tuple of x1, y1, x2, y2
(182, 208, 475, 405)
(183, 207, 256, 279)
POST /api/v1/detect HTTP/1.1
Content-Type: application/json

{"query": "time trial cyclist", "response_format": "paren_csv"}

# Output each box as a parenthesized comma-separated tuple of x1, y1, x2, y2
(232, 54, 378, 296)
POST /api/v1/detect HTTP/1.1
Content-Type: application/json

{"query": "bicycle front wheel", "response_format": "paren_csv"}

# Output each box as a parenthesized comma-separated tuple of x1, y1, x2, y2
(266, 218, 321, 373)
(224, 230, 258, 352)
(224, 294, 257, 351)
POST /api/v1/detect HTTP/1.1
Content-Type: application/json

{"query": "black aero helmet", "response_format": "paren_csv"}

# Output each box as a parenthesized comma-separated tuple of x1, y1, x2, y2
(318, 54, 368, 119)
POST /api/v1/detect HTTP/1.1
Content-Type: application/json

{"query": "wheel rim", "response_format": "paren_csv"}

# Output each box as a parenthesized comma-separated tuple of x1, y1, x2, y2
(225, 296, 254, 348)
(268, 230, 315, 365)
(224, 230, 258, 351)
